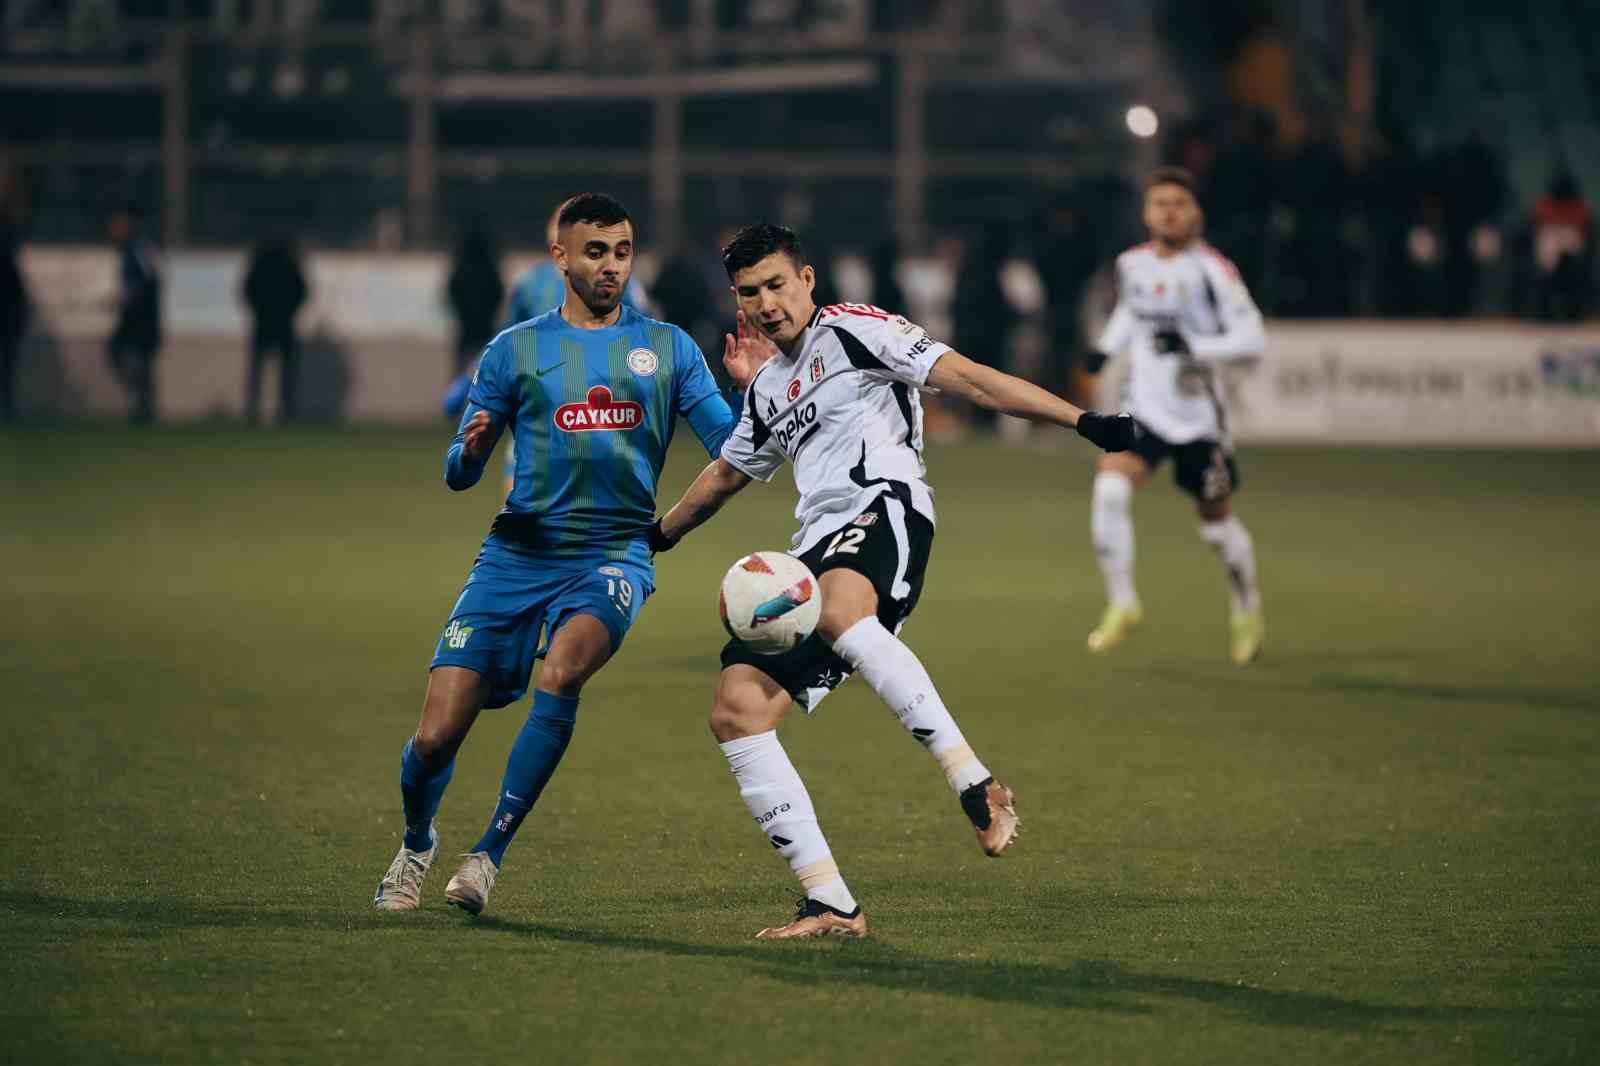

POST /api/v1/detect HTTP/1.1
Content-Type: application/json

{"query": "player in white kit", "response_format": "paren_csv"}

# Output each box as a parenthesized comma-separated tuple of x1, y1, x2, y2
(1084, 168, 1267, 664)
(650, 224, 1138, 938)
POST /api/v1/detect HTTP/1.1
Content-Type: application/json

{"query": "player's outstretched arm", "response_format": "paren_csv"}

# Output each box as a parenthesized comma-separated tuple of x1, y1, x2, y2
(650, 458, 752, 553)
(925, 351, 1138, 451)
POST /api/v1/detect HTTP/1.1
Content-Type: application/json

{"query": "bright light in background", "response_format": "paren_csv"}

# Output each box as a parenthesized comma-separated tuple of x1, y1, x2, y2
(1126, 105, 1159, 139)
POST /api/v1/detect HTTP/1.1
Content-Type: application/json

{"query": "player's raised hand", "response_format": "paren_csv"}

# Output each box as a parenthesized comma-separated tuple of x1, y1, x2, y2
(1075, 411, 1141, 452)
(462, 410, 496, 462)
(723, 309, 778, 390)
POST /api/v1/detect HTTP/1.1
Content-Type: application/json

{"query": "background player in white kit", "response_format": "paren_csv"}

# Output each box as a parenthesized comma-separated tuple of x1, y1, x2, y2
(1084, 167, 1267, 664)
(650, 224, 1137, 939)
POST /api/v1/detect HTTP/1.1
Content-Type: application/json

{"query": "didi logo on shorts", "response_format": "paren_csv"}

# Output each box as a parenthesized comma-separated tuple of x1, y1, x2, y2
(443, 619, 473, 650)
(555, 385, 643, 432)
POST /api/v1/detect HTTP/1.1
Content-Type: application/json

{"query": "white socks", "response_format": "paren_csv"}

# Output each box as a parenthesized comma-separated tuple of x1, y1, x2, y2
(1091, 471, 1138, 609)
(1199, 515, 1260, 614)
(1094, 469, 1259, 615)
(719, 730, 857, 914)
(829, 616, 991, 793)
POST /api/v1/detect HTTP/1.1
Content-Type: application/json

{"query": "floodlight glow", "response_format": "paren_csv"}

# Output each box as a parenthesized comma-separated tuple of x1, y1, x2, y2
(1126, 105, 1159, 139)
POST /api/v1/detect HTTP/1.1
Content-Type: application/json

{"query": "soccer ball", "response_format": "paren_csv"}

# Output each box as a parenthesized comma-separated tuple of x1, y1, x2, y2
(719, 551, 822, 655)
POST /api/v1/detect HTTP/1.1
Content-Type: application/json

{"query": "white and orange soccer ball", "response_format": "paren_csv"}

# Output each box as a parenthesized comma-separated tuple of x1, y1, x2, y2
(718, 551, 822, 654)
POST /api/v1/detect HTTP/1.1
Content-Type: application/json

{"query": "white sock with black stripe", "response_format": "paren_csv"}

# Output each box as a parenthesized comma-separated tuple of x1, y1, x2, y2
(1199, 515, 1259, 613)
(829, 616, 992, 792)
(719, 730, 857, 914)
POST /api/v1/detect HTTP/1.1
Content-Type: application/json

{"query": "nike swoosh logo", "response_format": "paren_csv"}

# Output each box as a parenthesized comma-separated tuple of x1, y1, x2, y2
(505, 792, 525, 802)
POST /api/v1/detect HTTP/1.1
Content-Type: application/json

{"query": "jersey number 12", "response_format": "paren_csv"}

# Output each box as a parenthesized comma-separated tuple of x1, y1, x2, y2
(822, 528, 866, 559)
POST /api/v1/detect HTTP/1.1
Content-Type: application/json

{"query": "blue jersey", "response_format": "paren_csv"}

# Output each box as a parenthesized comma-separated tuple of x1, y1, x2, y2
(445, 306, 733, 566)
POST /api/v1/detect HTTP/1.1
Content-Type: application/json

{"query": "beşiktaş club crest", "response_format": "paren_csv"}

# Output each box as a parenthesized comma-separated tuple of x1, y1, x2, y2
(810, 355, 825, 383)
(555, 385, 643, 432)
(626, 348, 659, 376)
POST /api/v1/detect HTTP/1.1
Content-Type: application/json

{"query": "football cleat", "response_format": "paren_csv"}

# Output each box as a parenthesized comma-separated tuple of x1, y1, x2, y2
(444, 852, 499, 915)
(1087, 602, 1143, 653)
(755, 897, 868, 940)
(373, 826, 439, 912)
(1230, 606, 1264, 666)
(960, 777, 1020, 857)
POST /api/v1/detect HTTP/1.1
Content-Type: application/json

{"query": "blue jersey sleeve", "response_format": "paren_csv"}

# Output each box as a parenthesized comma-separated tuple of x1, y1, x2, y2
(444, 337, 515, 489)
(672, 327, 735, 458)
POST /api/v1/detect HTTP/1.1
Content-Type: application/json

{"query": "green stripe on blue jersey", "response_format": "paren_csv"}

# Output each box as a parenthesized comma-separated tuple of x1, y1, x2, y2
(511, 325, 559, 515)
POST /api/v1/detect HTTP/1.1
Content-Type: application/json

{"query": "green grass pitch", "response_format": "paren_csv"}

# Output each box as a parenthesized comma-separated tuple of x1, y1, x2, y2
(2, 427, 1597, 1064)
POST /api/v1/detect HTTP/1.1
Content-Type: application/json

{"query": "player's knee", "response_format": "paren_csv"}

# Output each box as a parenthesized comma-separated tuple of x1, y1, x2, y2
(412, 724, 458, 766)
(707, 698, 748, 743)
(1197, 496, 1232, 522)
(537, 658, 590, 697)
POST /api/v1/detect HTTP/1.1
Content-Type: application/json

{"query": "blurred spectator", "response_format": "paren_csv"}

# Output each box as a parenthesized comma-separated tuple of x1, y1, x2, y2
(650, 246, 714, 340)
(446, 226, 505, 373)
(1407, 192, 1450, 316)
(1533, 168, 1594, 322)
(1276, 123, 1349, 316)
(951, 228, 1014, 428)
(1204, 111, 1275, 297)
(1364, 126, 1427, 316)
(242, 232, 309, 425)
(106, 209, 162, 424)
(1030, 199, 1099, 401)
(868, 238, 906, 315)
(806, 236, 840, 309)
(0, 223, 24, 423)
(1439, 130, 1507, 317)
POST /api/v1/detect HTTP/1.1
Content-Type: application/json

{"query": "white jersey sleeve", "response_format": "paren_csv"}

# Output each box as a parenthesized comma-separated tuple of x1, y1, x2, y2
(718, 373, 785, 483)
(818, 304, 950, 387)
(1184, 251, 1265, 363)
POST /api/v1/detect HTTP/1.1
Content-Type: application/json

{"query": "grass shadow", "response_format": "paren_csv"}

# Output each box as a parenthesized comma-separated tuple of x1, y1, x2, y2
(1146, 663, 1599, 714)
(466, 915, 1557, 1034)
(5, 889, 1589, 1037)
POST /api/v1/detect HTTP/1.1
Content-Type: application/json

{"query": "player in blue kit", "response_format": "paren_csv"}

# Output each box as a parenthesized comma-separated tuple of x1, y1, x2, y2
(374, 193, 761, 915)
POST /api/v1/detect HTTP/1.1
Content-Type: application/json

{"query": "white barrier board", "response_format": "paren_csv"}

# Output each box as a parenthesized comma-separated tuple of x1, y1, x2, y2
(16, 248, 1600, 443)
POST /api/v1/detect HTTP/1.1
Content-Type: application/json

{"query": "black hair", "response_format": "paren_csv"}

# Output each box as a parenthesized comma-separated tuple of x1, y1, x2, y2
(557, 193, 631, 231)
(1146, 166, 1198, 195)
(721, 223, 806, 277)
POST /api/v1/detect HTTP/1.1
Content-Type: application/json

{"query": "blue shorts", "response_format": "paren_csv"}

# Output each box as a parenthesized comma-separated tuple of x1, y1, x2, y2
(430, 540, 654, 709)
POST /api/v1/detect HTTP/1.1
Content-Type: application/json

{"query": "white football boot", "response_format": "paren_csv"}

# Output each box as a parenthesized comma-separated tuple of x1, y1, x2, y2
(373, 827, 439, 911)
(444, 852, 499, 915)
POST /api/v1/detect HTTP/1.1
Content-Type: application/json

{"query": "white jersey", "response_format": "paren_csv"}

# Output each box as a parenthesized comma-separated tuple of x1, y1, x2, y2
(1098, 241, 1266, 445)
(720, 303, 947, 554)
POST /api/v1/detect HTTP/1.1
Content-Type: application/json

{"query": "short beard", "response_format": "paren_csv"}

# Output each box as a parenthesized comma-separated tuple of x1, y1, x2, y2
(570, 275, 622, 318)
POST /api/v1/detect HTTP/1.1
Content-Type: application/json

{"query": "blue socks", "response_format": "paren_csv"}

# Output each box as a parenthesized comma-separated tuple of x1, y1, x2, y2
(400, 737, 454, 852)
(471, 690, 579, 866)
